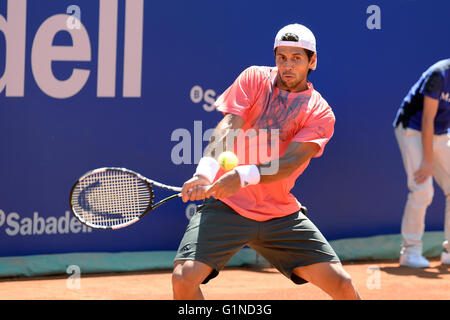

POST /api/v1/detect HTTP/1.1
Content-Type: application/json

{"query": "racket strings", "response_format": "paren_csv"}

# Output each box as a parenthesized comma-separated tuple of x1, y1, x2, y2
(71, 170, 152, 228)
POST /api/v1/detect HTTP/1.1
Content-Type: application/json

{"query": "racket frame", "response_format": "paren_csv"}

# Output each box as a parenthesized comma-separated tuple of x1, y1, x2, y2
(69, 167, 180, 230)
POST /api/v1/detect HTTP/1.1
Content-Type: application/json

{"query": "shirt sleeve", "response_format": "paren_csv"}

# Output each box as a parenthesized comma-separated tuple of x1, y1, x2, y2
(214, 66, 262, 120)
(291, 105, 335, 158)
(419, 71, 444, 100)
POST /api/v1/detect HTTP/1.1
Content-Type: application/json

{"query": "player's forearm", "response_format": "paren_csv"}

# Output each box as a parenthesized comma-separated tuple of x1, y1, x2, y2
(421, 96, 439, 163)
(203, 114, 244, 159)
(257, 145, 316, 184)
(257, 157, 298, 184)
(421, 116, 434, 163)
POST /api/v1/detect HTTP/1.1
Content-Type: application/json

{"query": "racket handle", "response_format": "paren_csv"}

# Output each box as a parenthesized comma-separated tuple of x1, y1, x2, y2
(203, 185, 216, 196)
(151, 193, 181, 211)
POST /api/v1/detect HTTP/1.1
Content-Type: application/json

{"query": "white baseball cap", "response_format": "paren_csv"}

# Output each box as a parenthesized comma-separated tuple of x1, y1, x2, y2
(274, 24, 316, 52)
(274, 24, 317, 69)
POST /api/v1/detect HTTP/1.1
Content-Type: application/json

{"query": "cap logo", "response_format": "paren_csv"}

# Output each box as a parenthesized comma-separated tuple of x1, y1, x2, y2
(280, 33, 299, 42)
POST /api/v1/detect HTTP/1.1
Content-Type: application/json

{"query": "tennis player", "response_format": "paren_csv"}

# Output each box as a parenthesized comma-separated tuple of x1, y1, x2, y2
(172, 24, 361, 300)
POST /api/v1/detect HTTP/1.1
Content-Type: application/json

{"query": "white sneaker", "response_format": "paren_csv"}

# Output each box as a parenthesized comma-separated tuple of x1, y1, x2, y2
(441, 250, 450, 265)
(399, 253, 430, 268)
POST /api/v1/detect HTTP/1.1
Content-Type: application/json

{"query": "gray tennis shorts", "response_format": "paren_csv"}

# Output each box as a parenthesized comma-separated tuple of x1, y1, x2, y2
(174, 197, 340, 285)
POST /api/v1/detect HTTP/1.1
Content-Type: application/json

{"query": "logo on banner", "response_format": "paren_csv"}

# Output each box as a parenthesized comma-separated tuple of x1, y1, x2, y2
(190, 85, 217, 112)
(441, 92, 450, 103)
(185, 204, 197, 220)
(0, 209, 92, 236)
(0, 0, 144, 98)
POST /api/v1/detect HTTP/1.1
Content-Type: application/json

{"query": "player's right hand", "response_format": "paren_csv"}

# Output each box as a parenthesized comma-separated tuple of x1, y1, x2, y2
(181, 175, 211, 202)
(414, 160, 433, 185)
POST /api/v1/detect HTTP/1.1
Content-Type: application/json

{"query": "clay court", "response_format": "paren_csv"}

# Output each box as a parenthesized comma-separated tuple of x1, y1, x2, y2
(0, 258, 448, 300)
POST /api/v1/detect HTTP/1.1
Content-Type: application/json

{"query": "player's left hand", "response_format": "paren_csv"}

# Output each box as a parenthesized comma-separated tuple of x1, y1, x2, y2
(205, 169, 241, 199)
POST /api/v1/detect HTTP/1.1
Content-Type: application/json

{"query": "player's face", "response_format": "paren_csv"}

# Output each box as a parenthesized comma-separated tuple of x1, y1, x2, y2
(275, 46, 315, 92)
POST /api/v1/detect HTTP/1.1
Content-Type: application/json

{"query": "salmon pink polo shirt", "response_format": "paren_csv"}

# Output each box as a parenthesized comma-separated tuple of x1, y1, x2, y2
(212, 66, 335, 221)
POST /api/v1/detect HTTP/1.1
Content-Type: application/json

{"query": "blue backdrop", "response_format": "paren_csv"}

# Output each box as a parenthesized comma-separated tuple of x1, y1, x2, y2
(0, 0, 449, 257)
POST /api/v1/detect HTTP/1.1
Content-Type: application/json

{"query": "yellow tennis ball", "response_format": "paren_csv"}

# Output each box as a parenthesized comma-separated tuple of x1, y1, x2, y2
(218, 151, 238, 171)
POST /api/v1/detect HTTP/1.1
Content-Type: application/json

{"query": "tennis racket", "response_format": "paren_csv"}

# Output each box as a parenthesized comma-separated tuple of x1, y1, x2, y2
(69, 167, 182, 230)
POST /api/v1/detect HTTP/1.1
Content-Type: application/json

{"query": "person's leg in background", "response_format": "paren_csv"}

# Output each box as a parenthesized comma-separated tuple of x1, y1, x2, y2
(395, 126, 433, 268)
(431, 132, 450, 264)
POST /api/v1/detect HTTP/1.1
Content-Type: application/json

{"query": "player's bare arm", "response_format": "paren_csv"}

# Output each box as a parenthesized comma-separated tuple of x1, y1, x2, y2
(258, 141, 319, 183)
(414, 95, 439, 184)
(205, 141, 320, 198)
(181, 113, 245, 202)
(203, 113, 245, 159)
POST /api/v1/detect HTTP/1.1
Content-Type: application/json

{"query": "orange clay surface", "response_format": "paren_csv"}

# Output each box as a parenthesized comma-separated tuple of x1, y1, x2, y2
(0, 258, 449, 300)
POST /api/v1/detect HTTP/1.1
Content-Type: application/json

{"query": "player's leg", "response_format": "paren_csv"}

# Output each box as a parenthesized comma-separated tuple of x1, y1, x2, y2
(292, 262, 360, 300)
(431, 132, 450, 263)
(172, 260, 213, 300)
(251, 208, 360, 300)
(395, 126, 434, 260)
(172, 197, 256, 300)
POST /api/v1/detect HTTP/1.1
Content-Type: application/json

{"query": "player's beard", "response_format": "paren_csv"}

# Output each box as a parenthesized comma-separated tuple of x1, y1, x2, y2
(277, 73, 305, 91)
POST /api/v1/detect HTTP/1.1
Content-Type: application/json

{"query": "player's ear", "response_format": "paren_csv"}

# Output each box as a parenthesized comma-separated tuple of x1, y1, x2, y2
(309, 53, 317, 70)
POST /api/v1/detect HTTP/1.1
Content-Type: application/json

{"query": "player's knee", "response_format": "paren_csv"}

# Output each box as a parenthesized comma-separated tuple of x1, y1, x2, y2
(407, 186, 434, 206)
(335, 272, 355, 294)
(172, 268, 190, 293)
(172, 262, 202, 293)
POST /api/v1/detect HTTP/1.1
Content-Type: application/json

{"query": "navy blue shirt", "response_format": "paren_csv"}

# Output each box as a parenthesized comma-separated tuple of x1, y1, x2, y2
(394, 59, 450, 135)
